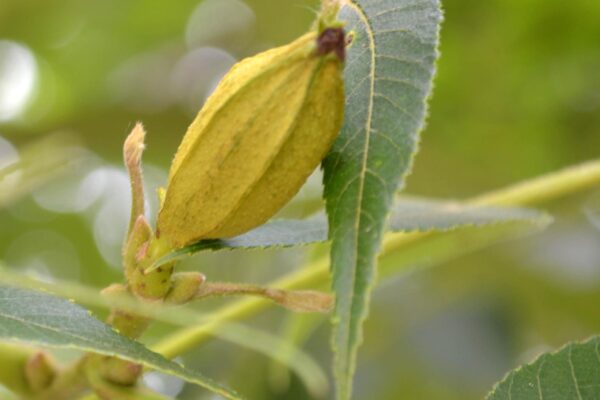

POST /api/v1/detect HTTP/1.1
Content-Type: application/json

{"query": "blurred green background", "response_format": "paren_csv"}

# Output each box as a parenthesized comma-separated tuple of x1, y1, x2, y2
(0, 0, 599, 399)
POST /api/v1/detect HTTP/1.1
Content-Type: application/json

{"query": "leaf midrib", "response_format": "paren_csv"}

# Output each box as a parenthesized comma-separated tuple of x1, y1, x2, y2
(337, 0, 377, 381)
(0, 308, 107, 348)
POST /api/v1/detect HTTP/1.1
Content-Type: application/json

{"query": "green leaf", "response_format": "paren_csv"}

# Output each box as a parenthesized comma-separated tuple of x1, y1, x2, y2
(321, 0, 442, 398)
(0, 265, 327, 395)
(379, 213, 552, 280)
(386, 197, 543, 232)
(486, 335, 600, 400)
(0, 285, 244, 400)
(152, 198, 539, 267)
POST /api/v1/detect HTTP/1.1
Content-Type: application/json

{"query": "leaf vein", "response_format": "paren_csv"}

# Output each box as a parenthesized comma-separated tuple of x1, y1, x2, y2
(346, 75, 372, 99)
(373, 93, 419, 122)
(374, 28, 429, 44)
(376, 54, 429, 71)
(371, 3, 433, 19)
(375, 76, 425, 92)
(373, 130, 402, 151)
(536, 358, 546, 400)
(568, 345, 583, 400)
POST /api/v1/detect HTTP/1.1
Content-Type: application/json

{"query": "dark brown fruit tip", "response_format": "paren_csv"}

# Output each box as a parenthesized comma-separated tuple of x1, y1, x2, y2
(316, 27, 346, 62)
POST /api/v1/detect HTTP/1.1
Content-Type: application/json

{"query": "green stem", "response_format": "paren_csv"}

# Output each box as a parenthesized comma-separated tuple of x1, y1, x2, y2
(470, 159, 600, 206)
(194, 281, 333, 313)
(153, 159, 600, 359)
(153, 265, 328, 358)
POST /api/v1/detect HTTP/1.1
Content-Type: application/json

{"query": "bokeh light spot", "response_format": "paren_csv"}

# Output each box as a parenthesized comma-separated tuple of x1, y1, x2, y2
(0, 41, 38, 122)
(170, 47, 236, 115)
(91, 167, 131, 268)
(32, 154, 102, 214)
(584, 191, 600, 231)
(108, 46, 179, 113)
(186, 0, 256, 54)
(0, 135, 19, 169)
(143, 369, 185, 398)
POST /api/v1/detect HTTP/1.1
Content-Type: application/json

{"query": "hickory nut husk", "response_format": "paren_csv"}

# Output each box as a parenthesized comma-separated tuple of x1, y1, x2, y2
(157, 26, 346, 249)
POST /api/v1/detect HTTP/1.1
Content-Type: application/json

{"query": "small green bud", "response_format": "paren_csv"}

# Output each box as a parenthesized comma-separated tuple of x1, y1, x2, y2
(101, 284, 149, 339)
(129, 262, 173, 300)
(123, 215, 152, 282)
(85, 356, 167, 399)
(24, 351, 56, 392)
(122, 216, 174, 300)
(165, 272, 206, 305)
(96, 355, 142, 386)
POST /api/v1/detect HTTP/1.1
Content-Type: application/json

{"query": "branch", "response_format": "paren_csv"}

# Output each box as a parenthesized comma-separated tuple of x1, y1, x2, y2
(194, 282, 333, 313)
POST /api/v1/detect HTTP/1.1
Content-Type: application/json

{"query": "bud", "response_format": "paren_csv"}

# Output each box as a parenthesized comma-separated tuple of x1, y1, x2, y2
(102, 283, 150, 339)
(123, 215, 174, 300)
(165, 272, 206, 305)
(96, 355, 142, 386)
(123, 123, 147, 237)
(24, 351, 56, 392)
(157, 27, 345, 248)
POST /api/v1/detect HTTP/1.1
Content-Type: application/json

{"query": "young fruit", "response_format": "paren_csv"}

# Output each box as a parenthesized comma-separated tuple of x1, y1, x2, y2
(157, 27, 346, 248)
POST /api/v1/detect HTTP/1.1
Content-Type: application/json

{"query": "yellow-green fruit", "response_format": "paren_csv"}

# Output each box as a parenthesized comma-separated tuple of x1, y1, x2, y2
(157, 28, 345, 248)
